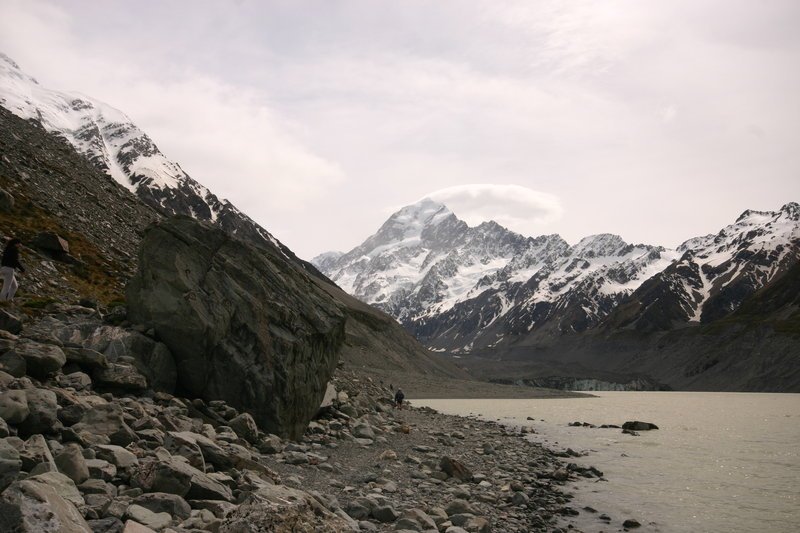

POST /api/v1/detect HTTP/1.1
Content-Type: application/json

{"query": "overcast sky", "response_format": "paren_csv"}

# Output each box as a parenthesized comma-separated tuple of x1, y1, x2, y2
(1, 0, 798, 258)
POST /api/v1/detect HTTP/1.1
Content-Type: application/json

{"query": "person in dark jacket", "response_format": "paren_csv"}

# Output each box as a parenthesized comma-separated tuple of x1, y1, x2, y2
(1, 238, 25, 301)
(394, 388, 405, 409)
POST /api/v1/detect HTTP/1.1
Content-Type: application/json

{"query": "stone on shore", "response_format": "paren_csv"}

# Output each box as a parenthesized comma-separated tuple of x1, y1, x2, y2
(622, 421, 659, 431)
(63, 347, 109, 370)
(228, 412, 259, 444)
(0, 350, 26, 377)
(125, 504, 172, 531)
(219, 484, 354, 532)
(93, 363, 148, 391)
(133, 492, 192, 520)
(440, 456, 473, 481)
(122, 520, 158, 533)
(95, 444, 139, 469)
(71, 404, 137, 446)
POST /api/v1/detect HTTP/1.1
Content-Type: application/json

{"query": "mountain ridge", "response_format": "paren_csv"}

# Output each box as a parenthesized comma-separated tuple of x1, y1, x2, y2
(314, 197, 799, 390)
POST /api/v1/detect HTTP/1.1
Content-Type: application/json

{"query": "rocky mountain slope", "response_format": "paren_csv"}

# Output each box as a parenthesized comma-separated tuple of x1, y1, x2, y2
(316, 199, 800, 391)
(0, 53, 272, 248)
(0, 105, 159, 304)
(0, 55, 467, 383)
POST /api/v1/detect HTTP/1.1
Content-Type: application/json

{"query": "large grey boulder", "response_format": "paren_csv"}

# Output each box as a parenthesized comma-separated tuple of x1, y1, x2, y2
(127, 217, 345, 439)
(219, 484, 353, 532)
(17, 388, 59, 437)
(131, 456, 232, 501)
(71, 403, 136, 446)
(0, 478, 91, 532)
(6, 341, 66, 379)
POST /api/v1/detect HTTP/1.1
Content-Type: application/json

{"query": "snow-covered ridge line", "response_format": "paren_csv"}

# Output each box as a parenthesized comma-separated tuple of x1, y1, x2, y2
(314, 199, 799, 353)
(0, 52, 293, 260)
(1, 53, 182, 193)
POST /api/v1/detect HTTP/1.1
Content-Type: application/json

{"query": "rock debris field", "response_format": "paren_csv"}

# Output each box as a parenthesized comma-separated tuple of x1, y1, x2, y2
(0, 304, 628, 533)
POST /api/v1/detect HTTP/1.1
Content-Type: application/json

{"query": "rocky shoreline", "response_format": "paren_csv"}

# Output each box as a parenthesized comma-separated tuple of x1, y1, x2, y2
(0, 303, 613, 533)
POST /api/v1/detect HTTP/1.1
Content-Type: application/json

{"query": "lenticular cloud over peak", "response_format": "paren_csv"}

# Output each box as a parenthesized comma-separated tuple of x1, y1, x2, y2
(425, 184, 563, 235)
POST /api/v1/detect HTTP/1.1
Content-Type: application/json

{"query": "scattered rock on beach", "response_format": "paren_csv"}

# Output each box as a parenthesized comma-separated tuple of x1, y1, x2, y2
(622, 421, 659, 431)
(0, 303, 601, 533)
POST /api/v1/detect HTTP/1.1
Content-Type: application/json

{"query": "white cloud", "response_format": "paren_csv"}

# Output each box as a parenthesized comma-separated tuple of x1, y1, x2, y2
(425, 184, 563, 235)
(107, 74, 346, 218)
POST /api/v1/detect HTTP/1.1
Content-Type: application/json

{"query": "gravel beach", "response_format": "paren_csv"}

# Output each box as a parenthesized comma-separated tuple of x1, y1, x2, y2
(0, 305, 607, 532)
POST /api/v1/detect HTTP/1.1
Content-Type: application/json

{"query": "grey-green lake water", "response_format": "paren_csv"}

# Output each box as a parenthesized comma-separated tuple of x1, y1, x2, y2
(417, 392, 800, 533)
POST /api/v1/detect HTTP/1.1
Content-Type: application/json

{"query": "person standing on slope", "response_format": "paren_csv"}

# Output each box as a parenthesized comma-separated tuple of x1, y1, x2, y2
(394, 388, 405, 409)
(1, 238, 25, 302)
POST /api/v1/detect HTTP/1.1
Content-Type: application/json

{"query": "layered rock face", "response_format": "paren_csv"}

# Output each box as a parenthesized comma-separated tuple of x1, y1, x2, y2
(127, 217, 346, 439)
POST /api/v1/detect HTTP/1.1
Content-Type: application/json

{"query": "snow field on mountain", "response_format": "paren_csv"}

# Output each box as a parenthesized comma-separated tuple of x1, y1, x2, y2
(317, 197, 799, 346)
(0, 54, 216, 205)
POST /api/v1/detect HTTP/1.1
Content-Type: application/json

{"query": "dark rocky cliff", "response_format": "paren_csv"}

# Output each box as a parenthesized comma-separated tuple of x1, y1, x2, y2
(127, 217, 346, 439)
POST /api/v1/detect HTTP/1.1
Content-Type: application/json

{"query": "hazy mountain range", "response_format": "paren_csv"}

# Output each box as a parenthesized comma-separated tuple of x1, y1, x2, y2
(3, 52, 797, 391)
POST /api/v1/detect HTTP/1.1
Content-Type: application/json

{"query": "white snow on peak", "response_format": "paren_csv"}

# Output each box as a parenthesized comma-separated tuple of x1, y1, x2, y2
(674, 203, 799, 321)
(383, 198, 452, 240)
(0, 56, 179, 192)
(0, 53, 223, 222)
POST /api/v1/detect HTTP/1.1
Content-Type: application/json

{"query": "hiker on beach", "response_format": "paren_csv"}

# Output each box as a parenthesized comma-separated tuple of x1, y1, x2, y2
(394, 388, 405, 409)
(1, 238, 25, 302)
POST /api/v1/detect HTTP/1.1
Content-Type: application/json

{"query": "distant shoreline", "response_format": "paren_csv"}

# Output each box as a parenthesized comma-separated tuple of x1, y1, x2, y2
(348, 366, 593, 400)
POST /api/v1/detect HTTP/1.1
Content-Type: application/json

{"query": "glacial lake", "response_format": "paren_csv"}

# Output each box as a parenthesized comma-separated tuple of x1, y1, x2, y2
(416, 392, 800, 533)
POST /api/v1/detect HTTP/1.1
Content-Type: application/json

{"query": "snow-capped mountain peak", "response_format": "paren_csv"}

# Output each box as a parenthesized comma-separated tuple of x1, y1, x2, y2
(389, 198, 451, 232)
(314, 200, 679, 352)
(367, 198, 454, 250)
(316, 199, 798, 354)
